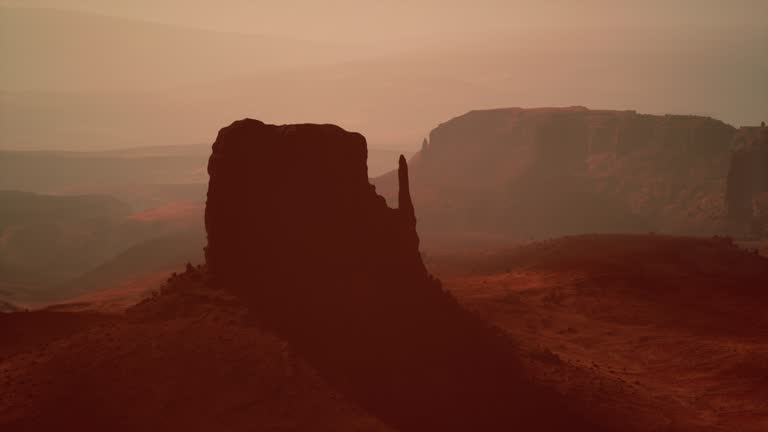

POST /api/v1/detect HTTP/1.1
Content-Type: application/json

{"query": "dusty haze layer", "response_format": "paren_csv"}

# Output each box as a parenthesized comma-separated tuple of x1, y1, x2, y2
(1, 1, 766, 151)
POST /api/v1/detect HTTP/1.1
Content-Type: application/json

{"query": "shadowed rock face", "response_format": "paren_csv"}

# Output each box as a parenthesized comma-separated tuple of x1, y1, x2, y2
(726, 125, 768, 237)
(205, 119, 425, 293)
(204, 119, 597, 431)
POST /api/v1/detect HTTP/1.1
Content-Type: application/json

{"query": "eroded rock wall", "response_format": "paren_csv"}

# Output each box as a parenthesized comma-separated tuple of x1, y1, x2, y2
(374, 107, 737, 242)
(726, 126, 768, 237)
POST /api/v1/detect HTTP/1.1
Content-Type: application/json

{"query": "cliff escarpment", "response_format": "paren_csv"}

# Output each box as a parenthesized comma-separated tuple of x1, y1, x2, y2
(726, 125, 768, 237)
(374, 107, 737, 242)
(203, 119, 598, 431)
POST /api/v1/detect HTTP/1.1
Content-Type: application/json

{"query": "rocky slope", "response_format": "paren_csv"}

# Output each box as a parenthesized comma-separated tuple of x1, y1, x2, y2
(0, 272, 395, 432)
(434, 234, 768, 432)
(374, 107, 738, 243)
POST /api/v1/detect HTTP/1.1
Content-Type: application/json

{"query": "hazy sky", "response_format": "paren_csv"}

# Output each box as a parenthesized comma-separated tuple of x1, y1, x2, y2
(2, 0, 766, 44)
(1, 1, 766, 150)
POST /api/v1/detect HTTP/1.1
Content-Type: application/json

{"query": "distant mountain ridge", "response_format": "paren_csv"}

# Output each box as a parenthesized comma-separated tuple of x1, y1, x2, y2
(0, 143, 408, 207)
(374, 107, 744, 243)
(0, 191, 203, 306)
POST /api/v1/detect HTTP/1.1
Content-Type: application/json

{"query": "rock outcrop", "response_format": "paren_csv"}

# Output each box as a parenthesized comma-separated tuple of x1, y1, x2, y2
(726, 124, 768, 237)
(373, 107, 738, 243)
(204, 119, 597, 431)
(205, 119, 426, 293)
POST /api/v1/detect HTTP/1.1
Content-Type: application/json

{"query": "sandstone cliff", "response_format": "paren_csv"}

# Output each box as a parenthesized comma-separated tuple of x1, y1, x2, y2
(205, 119, 425, 291)
(726, 124, 768, 237)
(374, 107, 737, 242)
(203, 119, 598, 431)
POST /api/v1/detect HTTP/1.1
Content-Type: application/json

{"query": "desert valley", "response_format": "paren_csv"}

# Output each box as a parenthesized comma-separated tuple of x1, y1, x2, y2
(1, 114, 767, 431)
(2, 2, 768, 431)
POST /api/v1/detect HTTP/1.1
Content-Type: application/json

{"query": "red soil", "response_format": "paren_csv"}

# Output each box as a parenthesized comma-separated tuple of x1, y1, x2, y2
(437, 234, 768, 431)
(0, 276, 393, 431)
(2, 234, 766, 431)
